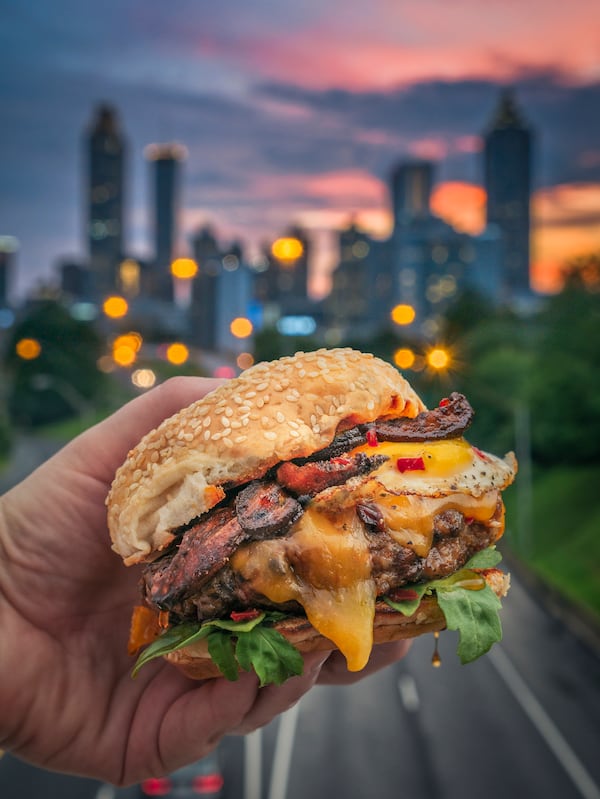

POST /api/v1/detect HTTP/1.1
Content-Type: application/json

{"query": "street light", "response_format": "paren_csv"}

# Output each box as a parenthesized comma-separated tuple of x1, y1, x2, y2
(171, 258, 198, 280)
(166, 342, 189, 365)
(230, 317, 253, 339)
(426, 347, 450, 371)
(16, 338, 41, 360)
(390, 304, 416, 326)
(103, 295, 129, 319)
(271, 237, 304, 265)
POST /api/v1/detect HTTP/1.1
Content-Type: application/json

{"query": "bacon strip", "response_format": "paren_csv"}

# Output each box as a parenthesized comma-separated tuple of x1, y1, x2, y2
(276, 453, 386, 497)
(374, 392, 473, 442)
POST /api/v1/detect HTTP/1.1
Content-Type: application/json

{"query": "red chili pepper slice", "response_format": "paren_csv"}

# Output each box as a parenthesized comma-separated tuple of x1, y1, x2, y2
(473, 446, 491, 462)
(366, 429, 379, 447)
(396, 456, 426, 473)
(439, 397, 450, 407)
(331, 456, 352, 466)
(230, 609, 261, 622)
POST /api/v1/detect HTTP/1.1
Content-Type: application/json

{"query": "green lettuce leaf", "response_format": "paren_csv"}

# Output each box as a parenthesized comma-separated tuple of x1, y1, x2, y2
(435, 583, 503, 664)
(132, 611, 304, 685)
(384, 546, 505, 663)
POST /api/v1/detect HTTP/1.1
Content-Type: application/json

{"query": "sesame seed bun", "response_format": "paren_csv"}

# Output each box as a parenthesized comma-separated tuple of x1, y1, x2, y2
(107, 348, 425, 565)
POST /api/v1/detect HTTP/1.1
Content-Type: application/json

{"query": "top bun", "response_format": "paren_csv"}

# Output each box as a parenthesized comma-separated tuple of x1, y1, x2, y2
(107, 348, 425, 565)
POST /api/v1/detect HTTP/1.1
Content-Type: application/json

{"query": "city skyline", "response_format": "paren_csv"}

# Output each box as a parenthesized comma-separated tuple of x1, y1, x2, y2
(2, 0, 600, 300)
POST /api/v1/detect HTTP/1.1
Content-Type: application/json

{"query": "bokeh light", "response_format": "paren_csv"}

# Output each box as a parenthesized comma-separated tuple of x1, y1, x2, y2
(166, 342, 189, 365)
(426, 347, 451, 370)
(15, 338, 41, 360)
(171, 258, 198, 279)
(271, 237, 304, 264)
(393, 347, 416, 370)
(230, 317, 253, 338)
(390, 304, 416, 326)
(132, 369, 157, 389)
(236, 352, 254, 370)
(103, 295, 129, 319)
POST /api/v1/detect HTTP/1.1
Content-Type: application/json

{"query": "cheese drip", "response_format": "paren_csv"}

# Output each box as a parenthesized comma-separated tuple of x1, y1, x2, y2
(231, 507, 376, 671)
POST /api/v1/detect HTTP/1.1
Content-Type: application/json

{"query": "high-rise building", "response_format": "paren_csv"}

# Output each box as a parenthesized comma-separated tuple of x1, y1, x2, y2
(390, 161, 434, 229)
(0, 236, 18, 307)
(189, 225, 222, 350)
(483, 89, 533, 301)
(145, 143, 186, 302)
(86, 105, 125, 297)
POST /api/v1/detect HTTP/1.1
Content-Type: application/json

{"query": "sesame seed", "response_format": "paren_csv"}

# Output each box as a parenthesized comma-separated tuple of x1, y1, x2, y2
(221, 417, 230, 427)
(263, 430, 277, 440)
(222, 437, 233, 448)
(203, 416, 211, 428)
(289, 429, 299, 437)
(234, 435, 247, 443)
(276, 411, 285, 423)
(257, 382, 269, 391)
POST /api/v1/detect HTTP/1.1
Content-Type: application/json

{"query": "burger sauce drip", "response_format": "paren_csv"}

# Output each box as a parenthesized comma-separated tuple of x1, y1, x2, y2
(231, 507, 376, 672)
(431, 631, 442, 668)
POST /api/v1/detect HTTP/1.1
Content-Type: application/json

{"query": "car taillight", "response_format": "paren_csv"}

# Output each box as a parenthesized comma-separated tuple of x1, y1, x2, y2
(193, 773, 225, 794)
(141, 776, 172, 796)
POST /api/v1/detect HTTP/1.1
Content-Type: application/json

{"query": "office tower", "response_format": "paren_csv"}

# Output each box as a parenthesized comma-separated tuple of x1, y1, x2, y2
(483, 89, 533, 300)
(190, 225, 221, 350)
(0, 236, 18, 307)
(390, 161, 434, 229)
(86, 104, 125, 297)
(326, 220, 374, 334)
(146, 142, 186, 302)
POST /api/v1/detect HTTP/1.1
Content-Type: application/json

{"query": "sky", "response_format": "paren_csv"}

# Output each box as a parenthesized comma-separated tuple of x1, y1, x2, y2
(1, 0, 600, 299)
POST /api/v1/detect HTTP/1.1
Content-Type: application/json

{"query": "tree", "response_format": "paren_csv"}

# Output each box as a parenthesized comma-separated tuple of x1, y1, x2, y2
(4, 300, 109, 427)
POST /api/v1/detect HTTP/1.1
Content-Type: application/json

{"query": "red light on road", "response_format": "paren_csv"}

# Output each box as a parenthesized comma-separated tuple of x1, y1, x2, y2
(141, 776, 172, 796)
(193, 772, 225, 794)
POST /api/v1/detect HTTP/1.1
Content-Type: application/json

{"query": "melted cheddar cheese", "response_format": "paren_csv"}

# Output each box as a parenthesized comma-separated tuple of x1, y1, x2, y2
(232, 507, 376, 671)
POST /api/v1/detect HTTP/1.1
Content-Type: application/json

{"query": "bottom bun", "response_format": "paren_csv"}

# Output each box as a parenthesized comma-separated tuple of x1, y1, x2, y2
(165, 570, 509, 681)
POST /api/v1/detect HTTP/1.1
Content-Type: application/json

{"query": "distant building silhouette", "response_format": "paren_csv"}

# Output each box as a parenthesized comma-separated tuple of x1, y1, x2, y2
(86, 105, 125, 297)
(145, 143, 186, 303)
(483, 89, 533, 301)
(391, 161, 434, 227)
(189, 226, 254, 352)
(0, 236, 18, 307)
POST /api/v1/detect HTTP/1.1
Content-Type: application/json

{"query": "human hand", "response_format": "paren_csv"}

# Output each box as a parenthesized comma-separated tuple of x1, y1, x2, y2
(0, 377, 410, 784)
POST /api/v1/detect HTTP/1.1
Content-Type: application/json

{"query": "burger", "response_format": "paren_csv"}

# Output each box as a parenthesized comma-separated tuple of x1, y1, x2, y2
(107, 348, 517, 685)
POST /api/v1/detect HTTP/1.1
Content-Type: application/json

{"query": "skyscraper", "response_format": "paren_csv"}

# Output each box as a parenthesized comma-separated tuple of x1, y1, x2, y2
(86, 104, 125, 297)
(0, 236, 18, 307)
(483, 89, 533, 301)
(390, 161, 434, 229)
(146, 142, 186, 302)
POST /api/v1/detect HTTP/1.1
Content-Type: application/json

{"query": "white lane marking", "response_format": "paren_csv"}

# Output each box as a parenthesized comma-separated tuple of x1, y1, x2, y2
(268, 701, 301, 799)
(489, 646, 600, 799)
(397, 673, 420, 713)
(244, 728, 263, 799)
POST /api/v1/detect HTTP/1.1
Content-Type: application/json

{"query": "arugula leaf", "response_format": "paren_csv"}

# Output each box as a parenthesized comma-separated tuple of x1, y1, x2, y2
(463, 546, 502, 570)
(435, 583, 503, 664)
(235, 626, 304, 687)
(207, 631, 239, 681)
(131, 622, 212, 677)
(131, 611, 304, 685)
(384, 546, 505, 664)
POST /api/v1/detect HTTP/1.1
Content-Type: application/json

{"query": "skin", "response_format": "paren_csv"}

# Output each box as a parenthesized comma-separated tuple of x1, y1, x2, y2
(0, 376, 410, 785)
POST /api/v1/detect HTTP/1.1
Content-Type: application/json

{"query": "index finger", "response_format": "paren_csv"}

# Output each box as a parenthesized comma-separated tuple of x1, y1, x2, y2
(66, 376, 226, 483)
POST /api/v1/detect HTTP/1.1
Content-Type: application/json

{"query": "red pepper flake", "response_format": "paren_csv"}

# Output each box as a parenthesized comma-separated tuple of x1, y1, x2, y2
(389, 588, 420, 602)
(396, 456, 426, 473)
(230, 609, 261, 623)
(366, 429, 379, 447)
(473, 446, 491, 462)
(439, 397, 450, 407)
(331, 456, 352, 466)
(465, 516, 475, 525)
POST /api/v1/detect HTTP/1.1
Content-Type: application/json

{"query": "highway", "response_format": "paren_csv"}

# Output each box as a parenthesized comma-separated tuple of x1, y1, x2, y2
(2, 564, 599, 799)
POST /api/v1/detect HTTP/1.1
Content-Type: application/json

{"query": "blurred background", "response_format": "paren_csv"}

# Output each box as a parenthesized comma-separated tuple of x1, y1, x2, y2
(0, 1, 599, 798)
